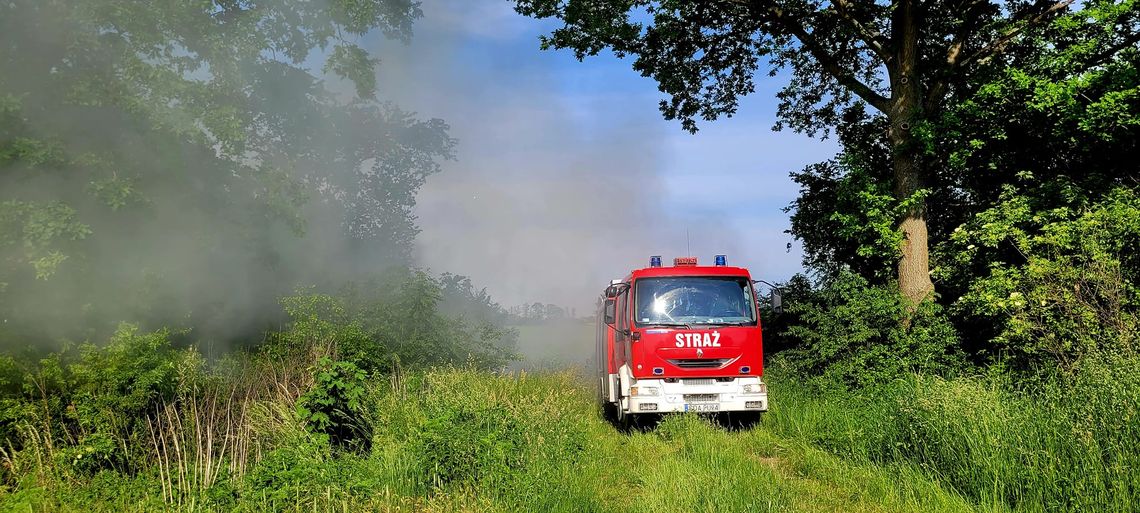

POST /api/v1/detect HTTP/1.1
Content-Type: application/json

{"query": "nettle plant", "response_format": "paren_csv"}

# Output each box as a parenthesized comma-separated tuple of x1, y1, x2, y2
(295, 357, 371, 451)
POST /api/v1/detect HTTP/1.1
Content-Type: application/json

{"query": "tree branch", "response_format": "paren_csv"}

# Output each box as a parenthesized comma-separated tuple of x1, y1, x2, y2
(1080, 29, 1140, 71)
(925, 0, 987, 111)
(832, 0, 892, 63)
(959, 0, 1076, 68)
(944, 0, 988, 68)
(731, 0, 891, 112)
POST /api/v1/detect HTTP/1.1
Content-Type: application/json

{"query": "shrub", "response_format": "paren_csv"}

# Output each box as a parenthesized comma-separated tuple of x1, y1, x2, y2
(940, 185, 1140, 371)
(295, 358, 371, 451)
(0, 324, 199, 476)
(416, 397, 525, 488)
(69, 324, 197, 429)
(344, 270, 519, 371)
(366, 368, 591, 498)
(776, 272, 965, 390)
(55, 432, 121, 476)
(270, 292, 370, 363)
(268, 269, 519, 375)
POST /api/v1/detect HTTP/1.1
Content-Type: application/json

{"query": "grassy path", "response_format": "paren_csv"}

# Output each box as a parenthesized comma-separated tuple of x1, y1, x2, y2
(523, 411, 985, 513)
(375, 370, 992, 513)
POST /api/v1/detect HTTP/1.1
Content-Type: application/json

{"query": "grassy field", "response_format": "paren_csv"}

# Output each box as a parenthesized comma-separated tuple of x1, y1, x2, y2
(8, 365, 1128, 513)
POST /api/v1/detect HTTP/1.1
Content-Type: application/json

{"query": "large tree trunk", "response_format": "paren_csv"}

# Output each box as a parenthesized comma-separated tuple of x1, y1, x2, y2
(890, 134, 934, 304)
(889, 0, 935, 305)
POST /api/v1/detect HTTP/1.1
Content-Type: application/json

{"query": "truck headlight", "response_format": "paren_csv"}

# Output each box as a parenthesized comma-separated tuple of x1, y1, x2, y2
(743, 383, 768, 394)
(631, 386, 660, 396)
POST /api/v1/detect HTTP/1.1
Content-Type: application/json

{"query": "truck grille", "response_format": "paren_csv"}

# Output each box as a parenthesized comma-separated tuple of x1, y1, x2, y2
(684, 393, 719, 403)
(682, 378, 715, 386)
(668, 358, 730, 369)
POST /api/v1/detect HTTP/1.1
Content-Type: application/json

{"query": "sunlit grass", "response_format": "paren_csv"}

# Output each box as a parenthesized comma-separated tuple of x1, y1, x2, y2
(763, 362, 1140, 513)
(4, 366, 1135, 512)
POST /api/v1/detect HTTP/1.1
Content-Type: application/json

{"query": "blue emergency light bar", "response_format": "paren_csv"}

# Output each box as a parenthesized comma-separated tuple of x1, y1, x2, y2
(715, 254, 727, 266)
(650, 255, 662, 268)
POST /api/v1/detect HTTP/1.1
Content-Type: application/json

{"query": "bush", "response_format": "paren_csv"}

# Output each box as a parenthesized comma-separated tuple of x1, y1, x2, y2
(243, 434, 333, 509)
(268, 269, 519, 374)
(775, 271, 965, 390)
(415, 396, 526, 488)
(368, 369, 592, 498)
(939, 185, 1140, 371)
(0, 324, 198, 476)
(295, 358, 371, 451)
(69, 324, 198, 431)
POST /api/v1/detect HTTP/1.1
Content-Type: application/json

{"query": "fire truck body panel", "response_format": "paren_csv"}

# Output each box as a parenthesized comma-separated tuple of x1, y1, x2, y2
(596, 257, 770, 420)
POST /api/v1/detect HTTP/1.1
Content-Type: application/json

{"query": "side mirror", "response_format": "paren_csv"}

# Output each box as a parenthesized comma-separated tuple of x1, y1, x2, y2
(605, 282, 628, 298)
(754, 279, 784, 314)
(603, 298, 616, 325)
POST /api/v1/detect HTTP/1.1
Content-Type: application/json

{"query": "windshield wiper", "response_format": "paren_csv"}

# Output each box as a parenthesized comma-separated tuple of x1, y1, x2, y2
(644, 322, 691, 330)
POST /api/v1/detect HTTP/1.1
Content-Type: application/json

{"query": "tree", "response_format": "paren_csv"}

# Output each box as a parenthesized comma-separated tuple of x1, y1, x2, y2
(785, 1, 1140, 364)
(513, 0, 1134, 304)
(0, 0, 454, 343)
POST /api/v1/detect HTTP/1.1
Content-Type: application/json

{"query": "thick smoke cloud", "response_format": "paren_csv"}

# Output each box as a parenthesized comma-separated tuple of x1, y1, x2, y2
(0, 0, 445, 347)
(2, 0, 822, 352)
(372, 1, 750, 313)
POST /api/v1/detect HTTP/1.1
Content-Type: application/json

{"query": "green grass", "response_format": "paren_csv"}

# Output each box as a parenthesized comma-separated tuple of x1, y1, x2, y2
(4, 362, 1135, 510)
(763, 360, 1140, 513)
(0, 369, 979, 513)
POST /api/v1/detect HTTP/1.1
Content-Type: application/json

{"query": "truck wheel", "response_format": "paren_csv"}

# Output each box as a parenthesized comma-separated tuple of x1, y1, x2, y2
(616, 408, 633, 431)
(601, 401, 618, 423)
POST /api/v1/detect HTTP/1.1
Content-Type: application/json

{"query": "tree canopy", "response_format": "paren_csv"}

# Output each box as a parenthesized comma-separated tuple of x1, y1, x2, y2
(514, 0, 1139, 304)
(0, 0, 454, 344)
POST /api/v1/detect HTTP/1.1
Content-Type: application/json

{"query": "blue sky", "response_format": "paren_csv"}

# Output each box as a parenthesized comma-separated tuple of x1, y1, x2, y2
(371, 1, 837, 310)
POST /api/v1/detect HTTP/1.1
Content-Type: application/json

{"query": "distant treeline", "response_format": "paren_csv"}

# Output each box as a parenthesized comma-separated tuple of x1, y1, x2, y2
(506, 303, 582, 324)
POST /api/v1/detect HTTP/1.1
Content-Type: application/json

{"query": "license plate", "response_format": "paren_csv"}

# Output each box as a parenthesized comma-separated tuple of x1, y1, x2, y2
(684, 403, 720, 412)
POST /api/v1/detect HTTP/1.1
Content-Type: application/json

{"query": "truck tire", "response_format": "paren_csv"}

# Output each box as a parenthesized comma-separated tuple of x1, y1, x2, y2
(601, 401, 618, 423)
(614, 405, 635, 431)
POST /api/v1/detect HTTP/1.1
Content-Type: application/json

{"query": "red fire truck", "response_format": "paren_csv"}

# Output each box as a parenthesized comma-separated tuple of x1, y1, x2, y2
(595, 255, 776, 427)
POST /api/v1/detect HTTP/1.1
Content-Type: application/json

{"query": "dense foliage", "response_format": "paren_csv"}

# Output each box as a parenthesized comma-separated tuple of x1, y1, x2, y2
(769, 272, 964, 389)
(766, 1, 1140, 382)
(0, 0, 453, 346)
(0, 269, 517, 494)
(941, 187, 1140, 369)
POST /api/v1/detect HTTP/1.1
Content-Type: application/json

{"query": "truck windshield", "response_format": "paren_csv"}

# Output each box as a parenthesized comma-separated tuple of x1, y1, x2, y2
(634, 276, 756, 326)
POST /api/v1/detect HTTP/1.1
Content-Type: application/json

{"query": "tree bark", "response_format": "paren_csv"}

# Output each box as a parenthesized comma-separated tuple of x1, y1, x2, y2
(889, 0, 935, 304)
(891, 142, 934, 304)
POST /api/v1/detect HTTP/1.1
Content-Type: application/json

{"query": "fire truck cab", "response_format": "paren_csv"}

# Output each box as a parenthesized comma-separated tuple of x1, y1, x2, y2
(595, 255, 773, 427)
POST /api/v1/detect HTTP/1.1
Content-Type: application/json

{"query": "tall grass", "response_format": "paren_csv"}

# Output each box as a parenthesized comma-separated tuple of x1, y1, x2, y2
(764, 354, 1140, 512)
(2, 341, 1135, 512)
(2, 364, 984, 512)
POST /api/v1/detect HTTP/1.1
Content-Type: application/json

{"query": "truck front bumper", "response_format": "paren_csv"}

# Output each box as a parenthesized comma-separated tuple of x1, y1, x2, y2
(623, 377, 768, 414)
